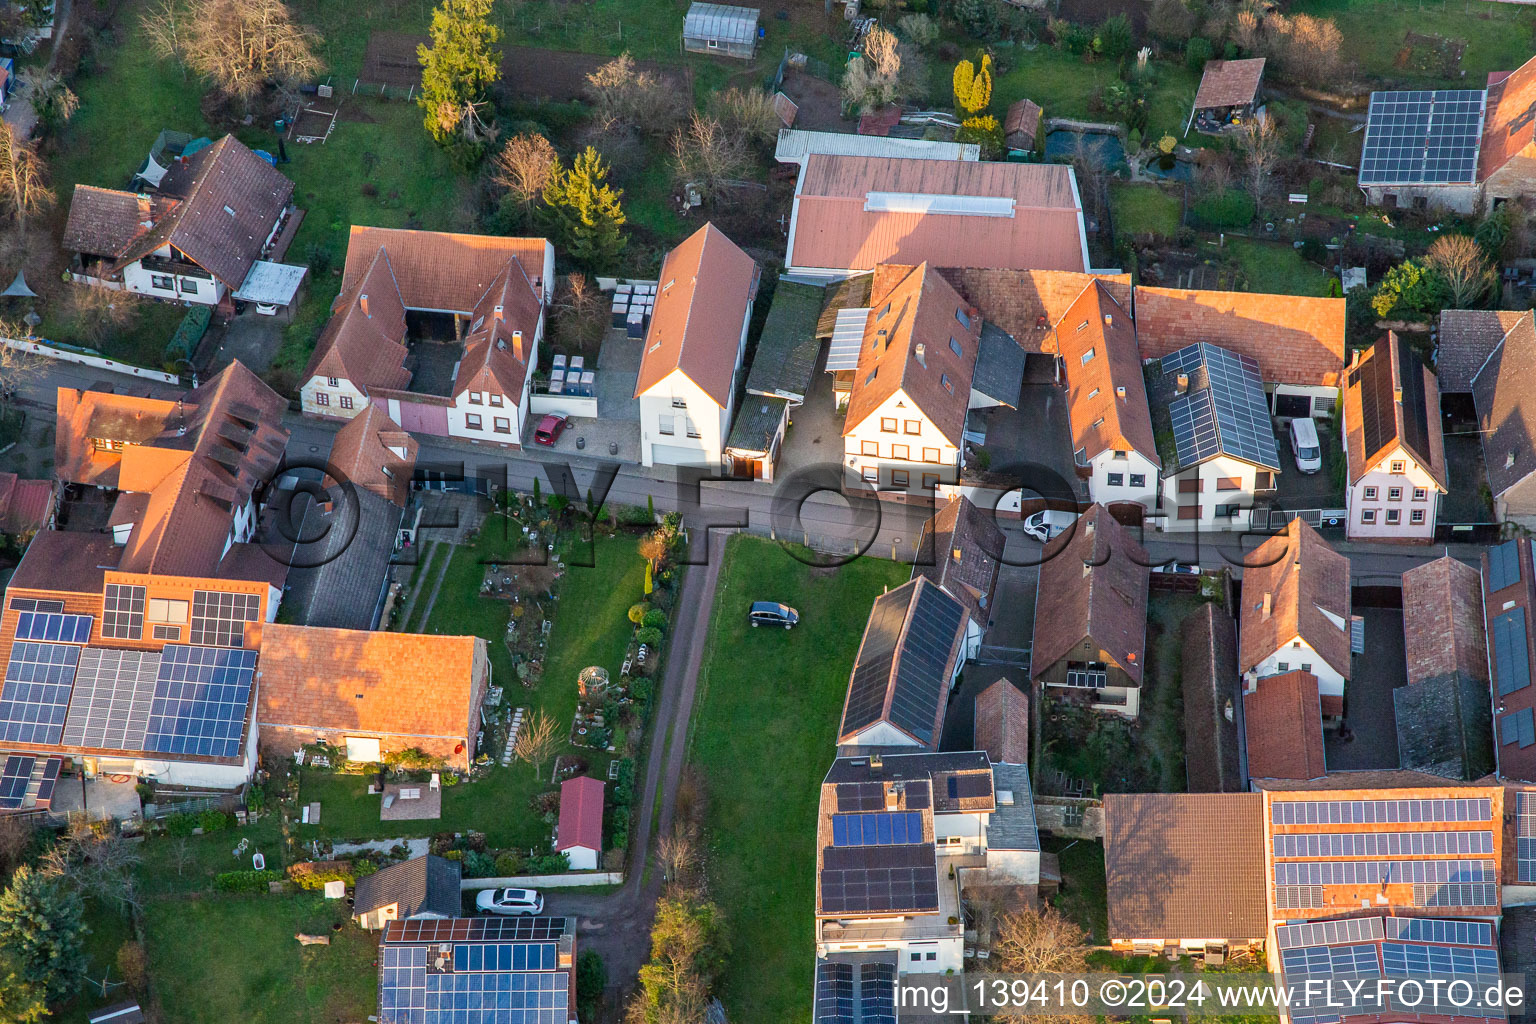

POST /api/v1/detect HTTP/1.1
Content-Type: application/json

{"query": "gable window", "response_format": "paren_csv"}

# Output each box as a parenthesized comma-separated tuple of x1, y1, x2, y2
(881, 417, 897, 433)
(465, 413, 482, 430)
(686, 417, 700, 439)
(1080, 347, 1096, 364)
(150, 274, 175, 290)
(861, 440, 878, 456)
(327, 377, 339, 388)
(489, 394, 503, 407)
(1112, 450, 1127, 459)
(493, 417, 511, 434)
(1130, 473, 1146, 487)
(1363, 486, 1378, 500)
(1390, 460, 1405, 473)
(659, 415, 675, 436)
(672, 398, 687, 409)
(1388, 487, 1402, 501)
(1413, 487, 1427, 501)
(315, 393, 330, 407)
(1301, 663, 1312, 673)
(1107, 472, 1124, 486)
(1362, 509, 1376, 524)
(1411, 509, 1425, 524)
(469, 391, 483, 405)
(891, 444, 910, 461)
(905, 420, 921, 435)
(1278, 662, 1290, 671)
(340, 395, 354, 410)
(922, 448, 940, 463)
(948, 337, 963, 357)
(1386, 509, 1401, 525)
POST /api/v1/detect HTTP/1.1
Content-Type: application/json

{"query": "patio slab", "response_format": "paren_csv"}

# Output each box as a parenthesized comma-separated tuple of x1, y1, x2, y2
(380, 783, 442, 821)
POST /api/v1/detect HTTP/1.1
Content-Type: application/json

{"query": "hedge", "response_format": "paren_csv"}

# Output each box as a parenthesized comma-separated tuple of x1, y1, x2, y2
(215, 869, 285, 893)
(286, 859, 375, 890)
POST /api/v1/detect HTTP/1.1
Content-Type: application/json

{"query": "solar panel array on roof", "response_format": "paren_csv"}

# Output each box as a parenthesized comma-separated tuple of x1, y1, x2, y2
(450, 943, 557, 973)
(1520, 792, 1536, 884)
(835, 782, 888, 812)
(101, 583, 145, 640)
(1489, 539, 1523, 592)
(832, 811, 923, 847)
(1396, 336, 1431, 462)
(820, 843, 939, 914)
(815, 962, 853, 1024)
(1502, 707, 1536, 748)
(1274, 859, 1495, 885)
(61, 647, 161, 751)
(842, 592, 907, 737)
(13, 612, 92, 644)
(1276, 918, 1386, 950)
(1272, 831, 1493, 858)
(34, 757, 58, 806)
(1163, 342, 1280, 470)
(1271, 798, 1492, 824)
(189, 590, 260, 648)
(886, 585, 964, 744)
(1384, 918, 1493, 946)
(0, 641, 81, 744)
(1494, 608, 1531, 696)
(143, 646, 255, 758)
(377, 944, 569, 1024)
(0, 754, 33, 809)
(385, 918, 569, 944)
(859, 962, 896, 1024)
(1359, 90, 1486, 186)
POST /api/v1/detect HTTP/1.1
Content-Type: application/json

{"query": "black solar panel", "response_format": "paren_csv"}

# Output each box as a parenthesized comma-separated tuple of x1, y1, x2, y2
(101, 584, 145, 640)
(1489, 539, 1523, 591)
(0, 754, 34, 809)
(384, 917, 568, 944)
(189, 590, 260, 648)
(1355, 347, 1397, 460)
(819, 843, 939, 914)
(1494, 609, 1531, 696)
(835, 782, 887, 812)
(860, 963, 896, 1024)
(1359, 89, 1486, 186)
(841, 589, 908, 737)
(1165, 343, 1279, 470)
(887, 586, 964, 744)
(33, 757, 59, 806)
(815, 962, 854, 1024)
(1396, 338, 1431, 464)
(1502, 708, 1536, 748)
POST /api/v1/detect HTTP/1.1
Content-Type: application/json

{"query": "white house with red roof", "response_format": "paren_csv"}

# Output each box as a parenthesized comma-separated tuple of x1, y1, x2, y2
(557, 775, 605, 870)
(635, 223, 759, 470)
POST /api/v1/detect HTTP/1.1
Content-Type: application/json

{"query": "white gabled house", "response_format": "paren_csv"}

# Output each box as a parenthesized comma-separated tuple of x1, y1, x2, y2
(1237, 518, 1353, 700)
(1342, 332, 1446, 542)
(635, 223, 760, 470)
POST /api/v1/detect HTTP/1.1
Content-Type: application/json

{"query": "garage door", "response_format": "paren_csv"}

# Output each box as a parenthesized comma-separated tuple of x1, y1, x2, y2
(346, 736, 382, 763)
(651, 444, 715, 467)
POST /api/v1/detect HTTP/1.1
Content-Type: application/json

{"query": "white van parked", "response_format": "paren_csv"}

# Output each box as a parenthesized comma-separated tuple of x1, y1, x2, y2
(1289, 417, 1322, 474)
(1022, 509, 1079, 543)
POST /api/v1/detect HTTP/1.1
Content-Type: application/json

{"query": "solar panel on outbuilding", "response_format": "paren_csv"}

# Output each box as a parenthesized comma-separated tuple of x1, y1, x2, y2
(1494, 608, 1531, 696)
(826, 308, 870, 372)
(1359, 89, 1486, 186)
(142, 646, 256, 758)
(0, 754, 34, 809)
(0, 641, 81, 744)
(1489, 539, 1522, 591)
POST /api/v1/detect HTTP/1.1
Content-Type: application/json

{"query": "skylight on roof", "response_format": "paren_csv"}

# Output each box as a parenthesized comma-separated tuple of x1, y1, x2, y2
(863, 192, 1015, 218)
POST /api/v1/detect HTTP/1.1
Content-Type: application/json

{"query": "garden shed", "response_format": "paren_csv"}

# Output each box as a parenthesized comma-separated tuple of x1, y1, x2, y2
(683, 3, 760, 59)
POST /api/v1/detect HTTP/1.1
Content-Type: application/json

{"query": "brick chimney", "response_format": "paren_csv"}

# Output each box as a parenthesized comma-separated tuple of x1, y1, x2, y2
(512, 330, 524, 361)
(494, 304, 504, 321)
(360, 293, 370, 318)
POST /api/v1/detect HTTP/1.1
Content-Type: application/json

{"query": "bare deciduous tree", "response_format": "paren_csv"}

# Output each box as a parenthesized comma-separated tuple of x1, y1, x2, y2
(1424, 234, 1496, 309)
(179, 0, 321, 103)
(38, 816, 143, 916)
(512, 711, 560, 778)
(671, 112, 750, 204)
(1237, 114, 1282, 213)
(167, 837, 194, 878)
(841, 24, 905, 115)
(551, 273, 607, 356)
(586, 52, 686, 138)
(707, 87, 779, 148)
(0, 815, 32, 876)
(993, 904, 1089, 979)
(141, 0, 191, 68)
(492, 133, 559, 223)
(0, 338, 44, 408)
(1260, 11, 1343, 88)
(656, 825, 698, 885)
(62, 287, 144, 348)
(0, 123, 51, 239)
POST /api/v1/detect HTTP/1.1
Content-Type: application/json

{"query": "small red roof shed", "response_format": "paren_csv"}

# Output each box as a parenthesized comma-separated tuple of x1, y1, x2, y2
(557, 776, 605, 854)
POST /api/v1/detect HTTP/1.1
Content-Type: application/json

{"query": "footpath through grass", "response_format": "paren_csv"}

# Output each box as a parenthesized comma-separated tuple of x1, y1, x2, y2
(687, 536, 910, 1024)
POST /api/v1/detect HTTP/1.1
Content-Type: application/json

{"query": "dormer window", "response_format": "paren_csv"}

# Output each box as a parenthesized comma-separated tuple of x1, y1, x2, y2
(92, 437, 125, 453)
(955, 307, 971, 329)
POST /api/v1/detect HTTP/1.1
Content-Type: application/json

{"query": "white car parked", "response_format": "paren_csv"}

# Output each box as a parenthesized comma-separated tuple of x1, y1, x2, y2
(1022, 509, 1079, 543)
(475, 888, 544, 916)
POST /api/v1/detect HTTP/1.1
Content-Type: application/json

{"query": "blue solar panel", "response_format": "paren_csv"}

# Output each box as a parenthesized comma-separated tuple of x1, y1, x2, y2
(0, 754, 33, 809)
(143, 646, 256, 758)
(1359, 89, 1486, 186)
(0, 641, 81, 744)
(13, 612, 92, 644)
(831, 811, 923, 847)
(452, 943, 557, 973)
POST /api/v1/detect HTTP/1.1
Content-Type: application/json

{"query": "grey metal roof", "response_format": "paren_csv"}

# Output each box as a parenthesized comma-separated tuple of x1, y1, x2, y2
(724, 395, 788, 456)
(1392, 674, 1494, 782)
(776, 130, 980, 166)
(744, 281, 823, 400)
(970, 322, 1024, 408)
(353, 854, 461, 919)
(827, 308, 869, 371)
(683, 2, 758, 44)
(987, 762, 1039, 852)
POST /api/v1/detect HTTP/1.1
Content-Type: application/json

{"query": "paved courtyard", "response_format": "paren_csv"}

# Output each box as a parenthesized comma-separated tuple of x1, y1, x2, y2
(1324, 605, 1406, 771)
(526, 329, 641, 461)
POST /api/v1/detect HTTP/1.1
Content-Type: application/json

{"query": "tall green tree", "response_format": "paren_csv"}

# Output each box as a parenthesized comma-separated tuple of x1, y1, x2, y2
(0, 866, 86, 1002)
(0, 954, 47, 1024)
(417, 0, 502, 145)
(541, 147, 627, 272)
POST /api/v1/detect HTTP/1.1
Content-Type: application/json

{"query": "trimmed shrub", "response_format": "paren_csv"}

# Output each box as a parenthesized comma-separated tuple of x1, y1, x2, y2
(462, 850, 496, 878)
(287, 860, 356, 890)
(641, 609, 667, 630)
(635, 627, 662, 647)
(627, 603, 650, 625)
(494, 852, 524, 876)
(164, 813, 199, 837)
(215, 869, 285, 893)
(198, 810, 232, 833)
(526, 852, 571, 874)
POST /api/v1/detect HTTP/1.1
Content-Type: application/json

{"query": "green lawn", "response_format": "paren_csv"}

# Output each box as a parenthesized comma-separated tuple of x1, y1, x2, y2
(687, 536, 910, 1024)
(143, 893, 378, 1024)
(1224, 239, 1334, 296)
(295, 528, 646, 848)
(53, 899, 136, 1024)
(1110, 182, 1182, 238)
(1290, 0, 1536, 87)
(1045, 835, 1107, 944)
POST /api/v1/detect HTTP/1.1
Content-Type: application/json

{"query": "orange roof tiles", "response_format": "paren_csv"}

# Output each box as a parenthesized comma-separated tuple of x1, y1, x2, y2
(635, 223, 759, 407)
(789, 155, 1087, 274)
(1055, 281, 1159, 466)
(843, 264, 980, 447)
(341, 227, 551, 312)
(1031, 504, 1150, 685)
(257, 624, 486, 743)
(455, 257, 543, 403)
(301, 247, 411, 393)
(1134, 286, 1345, 387)
(1480, 53, 1536, 180)
(1343, 332, 1446, 489)
(1238, 519, 1352, 680)
(329, 405, 418, 508)
(937, 269, 1133, 355)
(1244, 670, 1326, 781)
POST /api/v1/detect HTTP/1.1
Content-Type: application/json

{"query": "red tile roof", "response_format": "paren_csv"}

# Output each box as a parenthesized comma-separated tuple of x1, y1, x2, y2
(1055, 281, 1159, 467)
(1238, 519, 1352, 680)
(1193, 58, 1266, 109)
(789, 155, 1087, 274)
(1244, 670, 1326, 781)
(557, 776, 605, 853)
(301, 247, 411, 394)
(455, 256, 543, 405)
(1134, 286, 1345, 387)
(973, 677, 1029, 765)
(1031, 504, 1150, 685)
(843, 264, 980, 447)
(61, 186, 164, 258)
(936, 269, 1133, 355)
(912, 494, 1004, 626)
(1480, 53, 1536, 180)
(1403, 556, 1487, 687)
(0, 473, 50, 535)
(341, 227, 550, 313)
(635, 223, 759, 407)
(1342, 332, 1446, 489)
(329, 405, 417, 507)
(256, 624, 487, 745)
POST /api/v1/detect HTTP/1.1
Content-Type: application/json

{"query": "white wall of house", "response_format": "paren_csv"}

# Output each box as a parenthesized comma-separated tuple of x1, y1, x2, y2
(561, 844, 599, 871)
(1158, 455, 1269, 532)
(1246, 636, 1346, 697)
(934, 810, 987, 857)
(845, 391, 961, 493)
(981, 848, 1041, 886)
(449, 388, 527, 446)
(817, 935, 964, 976)
(301, 375, 369, 418)
(1345, 448, 1439, 541)
(840, 720, 926, 750)
(120, 257, 226, 306)
(639, 370, 729, 469)
(1271, 384, 1341, 420)
(1088, 450, 1159, 511)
